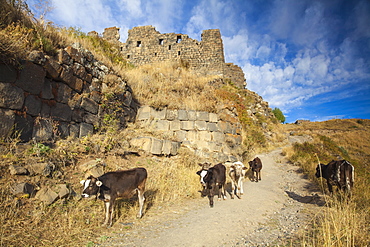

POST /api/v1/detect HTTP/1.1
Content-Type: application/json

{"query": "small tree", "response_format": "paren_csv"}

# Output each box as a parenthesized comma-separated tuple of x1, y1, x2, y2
(272, 107, 285, 123)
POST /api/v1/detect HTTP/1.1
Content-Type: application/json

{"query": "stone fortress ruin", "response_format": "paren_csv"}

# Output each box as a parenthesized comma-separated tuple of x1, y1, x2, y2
(100, 26, 246, 89)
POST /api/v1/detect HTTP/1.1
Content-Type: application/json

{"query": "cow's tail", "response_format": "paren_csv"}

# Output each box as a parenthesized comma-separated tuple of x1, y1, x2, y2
(344, 161, 354, 194)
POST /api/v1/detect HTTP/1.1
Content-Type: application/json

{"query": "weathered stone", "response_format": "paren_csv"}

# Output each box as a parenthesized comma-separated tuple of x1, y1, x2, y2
(188, 110, 197, 121)
(35, 187, 59, 205)
(196, 111, 209, 121)
(51, 102, 72, 122)
(169, 120, 181, 131)
(69, 124, 80, 137)
(0, 63, 17, 83)
(79, 160, 105, 178)
(55, 184, 70, 199)
(72, 109, 84, 122)
(32, 119, 53, 141)
(0, 109, 15, 138)
(24, 95, 41, 116)
(130, 137, 152, 152)
(166, 109, 178, 120)
(209, 113, 218, 122)
(151, 108, 166, 119)
(151, 138, 163, 155)
(57, 122, 69, 138)
(59, 66, 77, 90)
(41, 78, 54, 99)
(0, 82, 24, 109)
(25, 162, 53, 177)
(15, 61, 46, 94)
(162, 140, 172, 155)
(72, 62, 87, 79)
(81, 97, 99, 114)
(212, 132, 225, 142)
(79, 122, 94, 137)
(136, 105, 151, 120)
(218, 121, 232, 134)
(44, 56, 62, 80)
(65, 46, 84, 64)
(155, 120, 169, 131)
(84, 112, 99, 125)
(28, 50, 46, 65)
(11, 182, 35, 196)
(90, 90, 101, 103)
(178, 110, 188, 120)
(208, 142, 222, 152)
(14, 114, 34, 141)
(186, 130, 197, 141)
(181, 121, 194, 130)
(207, 122, 220, 132)
(40, 102, 51, 118)
(9, 165, 28, 175)
(170, 141, 180, 155)
(56, 82, 72, 104)
(194, 120, 207, 131)
(174, 130, 187, 141)
(198, 131, 212, 141)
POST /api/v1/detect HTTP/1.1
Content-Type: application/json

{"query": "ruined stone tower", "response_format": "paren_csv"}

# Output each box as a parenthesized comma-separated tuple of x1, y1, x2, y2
(103, 26, 246, 88)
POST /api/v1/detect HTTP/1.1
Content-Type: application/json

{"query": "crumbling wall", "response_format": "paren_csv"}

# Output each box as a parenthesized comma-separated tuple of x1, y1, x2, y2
(102, 26, 246, 88)
(0, 45, 137, 142)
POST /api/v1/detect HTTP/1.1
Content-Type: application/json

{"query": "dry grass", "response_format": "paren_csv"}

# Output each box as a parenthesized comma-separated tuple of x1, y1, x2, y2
(283, 119, 370, 246)
(123, 61, 221, 111)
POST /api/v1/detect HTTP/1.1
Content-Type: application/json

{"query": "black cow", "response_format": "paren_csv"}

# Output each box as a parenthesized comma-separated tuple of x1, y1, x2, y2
(80, 167, 147, 227)
(315, 160, 354, 196)
(196, 163, 227, 207)
(249, 157, 262, 182)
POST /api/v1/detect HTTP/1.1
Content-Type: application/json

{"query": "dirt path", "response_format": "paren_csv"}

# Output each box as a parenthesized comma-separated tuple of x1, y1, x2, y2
(100, 146, 324, 246)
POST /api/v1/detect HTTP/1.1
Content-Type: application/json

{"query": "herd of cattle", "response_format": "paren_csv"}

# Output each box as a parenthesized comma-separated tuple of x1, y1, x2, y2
(80, 157, 354, 227)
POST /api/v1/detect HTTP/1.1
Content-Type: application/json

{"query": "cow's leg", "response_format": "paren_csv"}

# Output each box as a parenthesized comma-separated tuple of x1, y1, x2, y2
(221, 183, 227, 200)
(208, 186, 214, 208)
(258, 170, 261, 181)
(327, 181, 333, 195)
(240, 178, 244, 195)
(230, 180, 235, 199)
(137, 188, 145, 218)
(237, 178, 242, 198)
(103, 201, 110, 226)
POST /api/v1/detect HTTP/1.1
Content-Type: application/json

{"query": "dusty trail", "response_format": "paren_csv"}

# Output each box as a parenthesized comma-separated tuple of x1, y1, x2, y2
(101, 146, 324, 247)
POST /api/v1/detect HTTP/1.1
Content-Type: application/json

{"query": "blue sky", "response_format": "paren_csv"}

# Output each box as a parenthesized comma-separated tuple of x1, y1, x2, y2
(27, 0, 370, 123)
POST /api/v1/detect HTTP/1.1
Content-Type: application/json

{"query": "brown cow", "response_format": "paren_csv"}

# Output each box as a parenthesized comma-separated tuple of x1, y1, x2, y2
(80, 167, 147, 227)
(227, 161, 248, 199)
(315, 160, 354, 197)
(196, 163, 227, 207)
(248, 157, 262, 182)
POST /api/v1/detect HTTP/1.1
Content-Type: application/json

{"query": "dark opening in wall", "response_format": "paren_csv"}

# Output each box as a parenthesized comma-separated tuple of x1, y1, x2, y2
(178, 51, 181, 55)
(154, 53, 157, 56)
(120, 47, 123, 51)
(169, 45, 171, 50)
(137, 41, 141, 47)
(159, 39, 164, 45)
(127, 55, 130, 59)
(176, 35, 182, 43)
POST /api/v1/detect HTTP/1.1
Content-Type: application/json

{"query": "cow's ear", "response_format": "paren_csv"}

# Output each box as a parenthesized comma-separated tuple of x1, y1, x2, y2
(80, 180, 85, 185)
(243, 167, 248, 170)
(96, 181, 103, 187)
(198, 163, 203, 167)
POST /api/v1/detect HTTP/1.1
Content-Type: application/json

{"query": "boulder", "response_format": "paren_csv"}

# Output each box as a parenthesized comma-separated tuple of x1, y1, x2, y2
(11, 182, 35, 197)
(9, 165, 28, 175)
(35, 187, 58, 205)
(0, 82, 24, 110)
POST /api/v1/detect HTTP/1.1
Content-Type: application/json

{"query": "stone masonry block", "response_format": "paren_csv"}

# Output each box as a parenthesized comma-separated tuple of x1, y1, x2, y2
(136, 106, 151, 120)
(79, 123, 94, 137)
(81, 97, 99, 114)
(212, 132, 225, 142)
(186, 130, 197, 141)
(188, 110, 197, 121)
(0, 109, 15, 139)
(162, 140, 172, 155)
(181, 121, 194, 130)
(0, 82, 24, 110)
(130, 137, 152, 152)
(151, 138, 163, 155)
(155, 120, 169, 131)
(196, 111, 209, 121)
(152, 108, 166, 119)
(218, 121, 232, 134)
(207, 122, 220, 132)
(166, 109, 178, 120)
(178, 110, 188, 120)
(169, 120, 181, 131)
(209, 113, 218, 122)
(195, 120, 207, 131)
(208, 142, 222, 152)
(198, 131, 212, 141)
(15, 61, 46, 95)
(174, 130, 187, 142)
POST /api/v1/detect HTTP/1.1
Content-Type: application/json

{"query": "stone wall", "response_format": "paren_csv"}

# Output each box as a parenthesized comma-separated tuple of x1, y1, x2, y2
(131, 106, 243, 162)
(0, 44, 137, 142)
(102, 26, 246, 89)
